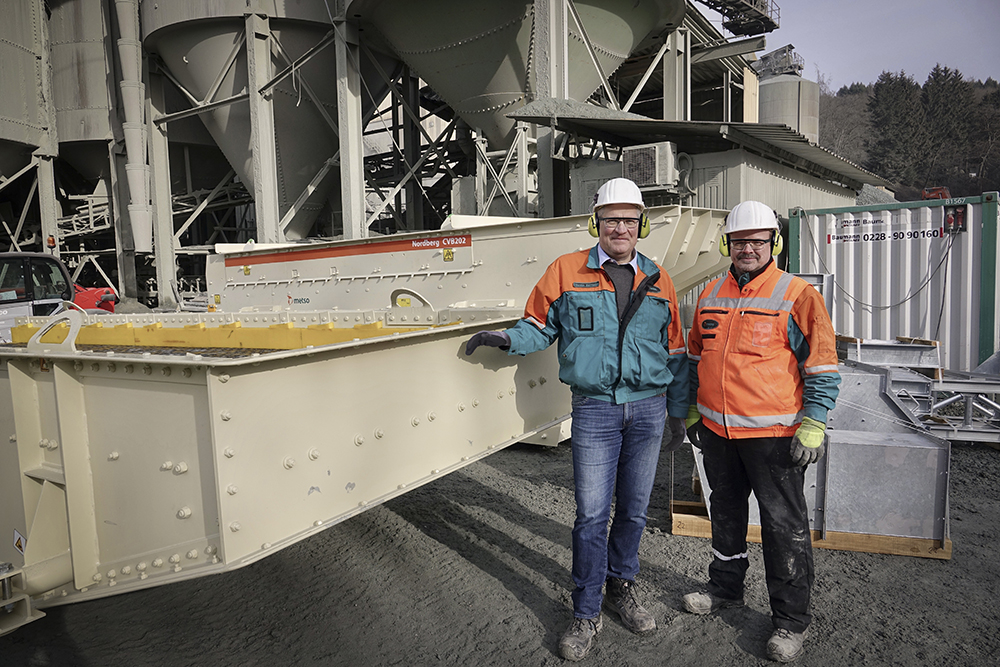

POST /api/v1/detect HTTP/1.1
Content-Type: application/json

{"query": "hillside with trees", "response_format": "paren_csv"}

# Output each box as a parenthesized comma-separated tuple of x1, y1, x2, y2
(818, 65, 1000, 201)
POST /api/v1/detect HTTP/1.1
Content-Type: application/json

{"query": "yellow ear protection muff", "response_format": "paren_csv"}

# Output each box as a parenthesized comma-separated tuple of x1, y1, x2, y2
(771, 231, 784, 256)
(589, 212, 651, 238)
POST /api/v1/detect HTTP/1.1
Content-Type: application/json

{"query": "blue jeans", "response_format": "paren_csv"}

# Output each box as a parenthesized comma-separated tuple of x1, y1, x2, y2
(570, 393, 666, 618)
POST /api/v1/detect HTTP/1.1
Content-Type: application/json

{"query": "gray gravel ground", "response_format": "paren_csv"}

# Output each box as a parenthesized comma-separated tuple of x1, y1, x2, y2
(1, 440, 997, 666)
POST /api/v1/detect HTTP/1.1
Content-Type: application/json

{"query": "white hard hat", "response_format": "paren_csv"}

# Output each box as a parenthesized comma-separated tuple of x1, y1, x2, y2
(593, 178, 645, 212)
(722, 200, 779, 235)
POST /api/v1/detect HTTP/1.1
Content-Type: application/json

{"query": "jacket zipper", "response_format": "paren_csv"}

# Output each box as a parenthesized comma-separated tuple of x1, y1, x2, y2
(722, 279, 751, 437)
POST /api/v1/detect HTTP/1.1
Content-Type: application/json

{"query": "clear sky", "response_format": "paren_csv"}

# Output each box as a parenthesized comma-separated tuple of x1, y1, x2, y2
(701, 0, 1000, 91)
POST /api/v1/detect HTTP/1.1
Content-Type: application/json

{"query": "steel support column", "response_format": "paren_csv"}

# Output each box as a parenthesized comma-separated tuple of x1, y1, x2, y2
(663, 28, 690, 121)
(36, 161, 59, 258)
(34, 0, 60, 257)
(334, 12, 365, 239)
(403, 68, 423, 230)
(148, 71, 178, 309)
(723, 69, 732, 122)
(109, 147, 138, 298)
(245, 14, 281, 243)
(533, 0, 568, 219)
(516, 123, 530, 216)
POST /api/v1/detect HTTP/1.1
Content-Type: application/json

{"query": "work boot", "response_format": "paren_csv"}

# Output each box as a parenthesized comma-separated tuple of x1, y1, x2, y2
(681, 590, 745, 615)
(766, 628, 806, 662)
(604, 577, 656, 634)
(558, 615, 602, 662)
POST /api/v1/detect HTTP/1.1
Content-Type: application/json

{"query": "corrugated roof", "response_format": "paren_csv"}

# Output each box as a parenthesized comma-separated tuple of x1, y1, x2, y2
(506, 110, 890, 191)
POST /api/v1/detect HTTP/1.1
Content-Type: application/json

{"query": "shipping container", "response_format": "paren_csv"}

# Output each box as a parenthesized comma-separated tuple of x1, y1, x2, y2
(790, 192, 999, 371)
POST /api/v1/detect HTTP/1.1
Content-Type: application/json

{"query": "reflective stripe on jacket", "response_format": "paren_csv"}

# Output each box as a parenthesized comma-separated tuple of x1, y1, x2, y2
(505, 246, 689, 416)
(687, 261, 840, 438)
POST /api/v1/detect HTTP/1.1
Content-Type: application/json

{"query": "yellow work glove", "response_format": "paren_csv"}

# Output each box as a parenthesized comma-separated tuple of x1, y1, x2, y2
(685, 405, 704, 449)
(790, 416, 827, 466)
(685, 404, 701, 429)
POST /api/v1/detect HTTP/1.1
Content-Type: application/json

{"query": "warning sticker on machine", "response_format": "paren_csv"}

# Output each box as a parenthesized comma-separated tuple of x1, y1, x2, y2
(13, 528, 25, 555)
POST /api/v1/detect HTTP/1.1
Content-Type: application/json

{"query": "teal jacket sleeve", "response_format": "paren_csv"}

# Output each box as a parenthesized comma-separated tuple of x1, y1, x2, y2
(504, 303, 561, 356)
(666, 349, 689, 419)
(788, 316, 841, 422)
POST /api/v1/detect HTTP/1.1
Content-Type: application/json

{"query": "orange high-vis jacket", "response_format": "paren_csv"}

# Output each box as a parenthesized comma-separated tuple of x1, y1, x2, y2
(687, 261, 840, 439)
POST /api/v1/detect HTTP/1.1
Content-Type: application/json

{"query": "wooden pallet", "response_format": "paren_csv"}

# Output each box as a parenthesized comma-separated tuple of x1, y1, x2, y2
(835, 334, 944, 379)
(670, 500, 953, 560)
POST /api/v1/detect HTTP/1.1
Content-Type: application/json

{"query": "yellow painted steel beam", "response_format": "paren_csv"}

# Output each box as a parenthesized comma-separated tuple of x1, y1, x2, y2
(12, 320, 434, 351)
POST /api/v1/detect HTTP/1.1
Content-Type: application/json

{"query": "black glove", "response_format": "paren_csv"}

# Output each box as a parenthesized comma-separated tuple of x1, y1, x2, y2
(663, 416, 687, 452)
(464, 331, 511, 355)
(686, 419, 704, 449)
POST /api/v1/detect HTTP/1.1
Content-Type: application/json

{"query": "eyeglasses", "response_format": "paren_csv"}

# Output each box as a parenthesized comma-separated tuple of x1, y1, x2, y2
(729, 239, 770, 250)
(599, 217, 641, 230)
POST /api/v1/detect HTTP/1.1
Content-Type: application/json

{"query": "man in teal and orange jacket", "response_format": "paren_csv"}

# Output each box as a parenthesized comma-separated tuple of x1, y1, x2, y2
(465, 177, 688, 661)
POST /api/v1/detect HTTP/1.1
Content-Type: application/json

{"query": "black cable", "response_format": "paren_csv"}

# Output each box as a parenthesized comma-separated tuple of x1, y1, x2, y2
(799, 209, 957, 311)
(933, 234, 952, 339)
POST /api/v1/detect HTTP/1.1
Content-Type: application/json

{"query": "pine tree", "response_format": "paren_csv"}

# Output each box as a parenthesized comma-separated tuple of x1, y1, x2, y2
(972, 89, 1000, 193)
(864, 71, 926, 188)
(919, 65, 977, 190)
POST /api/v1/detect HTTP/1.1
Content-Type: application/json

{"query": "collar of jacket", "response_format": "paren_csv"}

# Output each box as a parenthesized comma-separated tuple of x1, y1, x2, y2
(729, 257, 776, 289)
(587, 244, 658, 280)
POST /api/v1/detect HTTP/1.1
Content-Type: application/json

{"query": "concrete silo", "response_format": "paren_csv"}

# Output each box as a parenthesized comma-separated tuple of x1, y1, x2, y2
(755, 45, 819, 144)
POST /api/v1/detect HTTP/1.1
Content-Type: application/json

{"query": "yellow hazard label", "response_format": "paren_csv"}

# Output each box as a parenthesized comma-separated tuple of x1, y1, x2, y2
(397, 297, 411, 307)
(214, 294, 221, 304)
(443, 248, 454, 262)
(14, 528, 25, 555)
(243, 265, 251, 275)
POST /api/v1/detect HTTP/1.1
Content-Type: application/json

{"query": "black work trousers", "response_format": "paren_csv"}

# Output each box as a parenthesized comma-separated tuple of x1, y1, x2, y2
(700, 426, 814, 633)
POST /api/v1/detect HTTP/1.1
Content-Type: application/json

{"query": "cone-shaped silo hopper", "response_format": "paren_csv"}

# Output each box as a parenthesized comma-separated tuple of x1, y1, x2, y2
(142, 2, 399, 239)
(351, 0, 685, 149)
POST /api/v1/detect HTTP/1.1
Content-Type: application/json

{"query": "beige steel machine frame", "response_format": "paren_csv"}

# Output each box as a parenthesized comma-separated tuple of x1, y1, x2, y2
(0, 204, 731, 635)
(0, 312, 566, 635)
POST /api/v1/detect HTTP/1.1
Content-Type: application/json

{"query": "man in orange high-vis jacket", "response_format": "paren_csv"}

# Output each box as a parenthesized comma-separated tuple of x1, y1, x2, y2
(465, 178, 688, 662)
(682, 200, 840, 664)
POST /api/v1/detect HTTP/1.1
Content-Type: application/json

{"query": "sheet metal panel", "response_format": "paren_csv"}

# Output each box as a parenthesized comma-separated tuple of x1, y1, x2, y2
(694, 429, 949, 543)
(689, 149, 855, 213)
(793, 193, 999, 371)
(204, 204, 732, 314)
(0, 318, 570, 608)
(506, 115, 891, 189)
(0, 0, 45, 154)
(49, 0, 112, 143)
